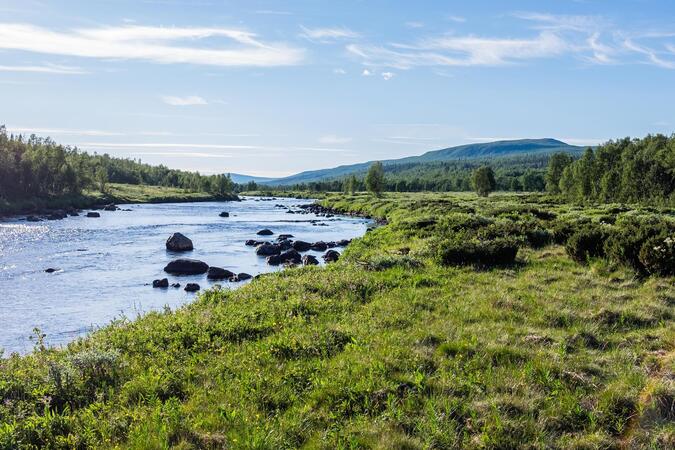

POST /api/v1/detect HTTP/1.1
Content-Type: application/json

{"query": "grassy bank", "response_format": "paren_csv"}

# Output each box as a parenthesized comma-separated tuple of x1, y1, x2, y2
(0, 183, 237, 216)
(1, 193, 673, 449)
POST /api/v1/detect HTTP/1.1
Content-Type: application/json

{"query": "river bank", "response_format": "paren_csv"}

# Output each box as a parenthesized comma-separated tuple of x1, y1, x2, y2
(0, 192, 672, 448)
(0, 183, 239, 217)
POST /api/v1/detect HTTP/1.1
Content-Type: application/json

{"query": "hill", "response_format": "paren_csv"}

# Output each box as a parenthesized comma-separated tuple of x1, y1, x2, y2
(264, 138, 585, 186)
(229, 173, 276, 184)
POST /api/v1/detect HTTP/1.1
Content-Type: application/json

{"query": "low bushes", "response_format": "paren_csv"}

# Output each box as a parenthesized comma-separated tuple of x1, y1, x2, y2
(565, 226, 608, 263)
(639, 236, 675, 276)
(438, 236, 520, 267)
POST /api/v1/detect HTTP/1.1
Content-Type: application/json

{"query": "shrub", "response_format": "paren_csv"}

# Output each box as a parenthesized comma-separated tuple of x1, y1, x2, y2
(639, 236, 675, 276)
(439, 237, 520, 267)
(565, 226, 608, 263)
(604, 218, 673, 273)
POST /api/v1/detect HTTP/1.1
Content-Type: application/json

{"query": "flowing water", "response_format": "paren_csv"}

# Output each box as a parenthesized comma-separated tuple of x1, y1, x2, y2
(0, 197, 369, 354)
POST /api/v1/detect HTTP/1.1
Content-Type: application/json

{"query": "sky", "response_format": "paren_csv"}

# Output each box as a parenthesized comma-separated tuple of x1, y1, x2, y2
(1, 0, 674, 178)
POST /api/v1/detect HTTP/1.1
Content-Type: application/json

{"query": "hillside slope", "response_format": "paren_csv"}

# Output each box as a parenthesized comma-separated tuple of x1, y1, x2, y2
(265, 138, 585, 186)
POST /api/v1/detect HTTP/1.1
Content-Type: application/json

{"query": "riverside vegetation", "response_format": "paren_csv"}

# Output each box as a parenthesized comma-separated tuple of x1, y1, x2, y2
(1, 191, 673, 449)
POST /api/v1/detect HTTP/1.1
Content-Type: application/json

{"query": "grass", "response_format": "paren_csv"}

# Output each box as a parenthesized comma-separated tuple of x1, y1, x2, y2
(0, 183, 235, 216)
(0, 192, 673, 449)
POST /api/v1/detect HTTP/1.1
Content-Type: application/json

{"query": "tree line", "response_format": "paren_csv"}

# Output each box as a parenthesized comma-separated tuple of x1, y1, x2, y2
(0, 126, 235, 201)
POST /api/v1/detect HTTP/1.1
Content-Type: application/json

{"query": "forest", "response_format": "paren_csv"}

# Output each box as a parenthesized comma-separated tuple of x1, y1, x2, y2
(267, 134, 675, 206)
(0, 126, 235, 203)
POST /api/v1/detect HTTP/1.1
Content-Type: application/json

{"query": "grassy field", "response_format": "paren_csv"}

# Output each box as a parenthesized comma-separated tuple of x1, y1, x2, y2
(0, 192, 673, 449)
(0, 183, 235, 216)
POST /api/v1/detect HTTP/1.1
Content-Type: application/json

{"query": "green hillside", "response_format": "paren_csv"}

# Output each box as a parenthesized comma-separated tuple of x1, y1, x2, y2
(265, 139, 585, 186)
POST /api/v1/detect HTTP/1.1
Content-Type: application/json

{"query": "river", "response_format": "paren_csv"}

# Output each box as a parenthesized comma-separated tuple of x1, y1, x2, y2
(0, 197, 369, 354)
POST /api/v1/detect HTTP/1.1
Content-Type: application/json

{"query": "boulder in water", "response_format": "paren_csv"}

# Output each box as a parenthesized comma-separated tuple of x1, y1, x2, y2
(310, 241, 328, 251)
(184, 283, 200, 292)
(237, 272, 253, 281)
(86, 212, 100, 218)
(219, 211, 230, 217)
(323, 250, 340, 263)
(267, 249, 301, 266)
(153, 278, 169, 288)
(257, 229, 274, 236)
(166, 232, 193, 252)
(292, 240, 312, 252)
(164, 259, 209, 275)
(256, 242, 281, 256)
(44, 268, 59, 273)
(103, 204, 118, 211)
(302, 255, 319, 266)
(207, 267, 235, 280)
(26, 216, 41, 222)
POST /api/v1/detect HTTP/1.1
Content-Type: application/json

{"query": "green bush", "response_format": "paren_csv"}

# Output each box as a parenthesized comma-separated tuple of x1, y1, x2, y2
(639, 236, 675, 276)
(604, 218, 673, 273)
(565, 226, 608, 263)
(439, 237, 520, 267)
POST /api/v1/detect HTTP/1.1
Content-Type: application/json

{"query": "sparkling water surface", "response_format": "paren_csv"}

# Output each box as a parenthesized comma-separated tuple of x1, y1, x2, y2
(0, 197, 369, 354)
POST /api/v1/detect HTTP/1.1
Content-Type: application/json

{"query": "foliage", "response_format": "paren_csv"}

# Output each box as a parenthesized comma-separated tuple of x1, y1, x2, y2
(0, 126, 235, 205)
(0, 192, 673, 449)
(365, 161, 385, 197)
(471, 166, 497, 197)
(559, 135, 675, 204)
(565, 225, 608, 263)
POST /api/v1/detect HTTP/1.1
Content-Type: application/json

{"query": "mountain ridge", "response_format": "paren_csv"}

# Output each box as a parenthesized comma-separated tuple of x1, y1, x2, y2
(256, 138, 586, 186)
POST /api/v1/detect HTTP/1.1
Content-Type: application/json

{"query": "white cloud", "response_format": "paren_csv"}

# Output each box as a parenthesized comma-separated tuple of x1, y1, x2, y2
(76, 142, 260, 150)
(362, 68, 372, 76)
(333, 68, 346, 74)
(447, 15, 467, 23)
(0, 23, 304, 67)
(300, 26, 360, 42)
(161, 95, 208, 106)
(318, 135, 352, 144)
(0, 63, 87, 74)
(405, 22, 425, 29)
(381, 71, 395, 80)
(348, 31, 568, 69)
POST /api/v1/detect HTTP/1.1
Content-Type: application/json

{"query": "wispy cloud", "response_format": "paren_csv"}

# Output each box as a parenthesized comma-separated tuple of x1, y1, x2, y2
(0, 23, 304, 67)
(0, 63, 87, 74)
(300, 26, 360, 42)
(8, 126, 123, 136)
(405, 22, 425, 29)
(381, 71, 395, 80)
(447, 15, 467, 23)
(349, 12, 675, 70)
(161, 95, 208, 106)
(318, 135, 352, 144)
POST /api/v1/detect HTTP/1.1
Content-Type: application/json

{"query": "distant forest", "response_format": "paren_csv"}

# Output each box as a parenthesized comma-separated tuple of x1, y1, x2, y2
(0, 126, 234, 201)
(263, 135, 674, 205)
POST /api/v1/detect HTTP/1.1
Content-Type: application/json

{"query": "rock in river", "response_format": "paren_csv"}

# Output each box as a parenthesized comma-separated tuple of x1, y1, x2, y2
(292, 240, 312, 252)
(267, 249, 301, 266)
(207, 267, 235, 280)
(302, 255, 319, 266)
(86, 212, 100, 218)
(256, 242, 281, 256)
(257, 229, 274, 236)
(153, 278, 169, 288)
(26, 216, 42, 222)
(164, 258, 209, 275)
(219, 211, 230, 217)
(237, 272, 253, 281)
(184, 283, 200, 292)
(323, 250, 340, 263)
(166, 232, 194, 252)
(310, 241, 328, 251)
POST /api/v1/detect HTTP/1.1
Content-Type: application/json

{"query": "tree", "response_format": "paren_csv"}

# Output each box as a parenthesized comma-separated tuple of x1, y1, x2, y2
(472, 166, 496, 197)
(365, 161, 385, 196)
(95, 166, 108, 193)
(521, 169, 546, 192)
(545, 152, 573, 193)
(344, 174, 358, 194)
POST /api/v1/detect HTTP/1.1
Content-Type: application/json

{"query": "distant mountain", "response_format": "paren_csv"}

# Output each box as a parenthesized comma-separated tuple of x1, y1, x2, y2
(264, 138, 586, 186)
(228, 173, 276, 184)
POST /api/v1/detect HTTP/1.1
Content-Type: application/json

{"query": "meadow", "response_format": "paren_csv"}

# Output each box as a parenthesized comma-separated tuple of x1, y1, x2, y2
(0, 192, 673, 449)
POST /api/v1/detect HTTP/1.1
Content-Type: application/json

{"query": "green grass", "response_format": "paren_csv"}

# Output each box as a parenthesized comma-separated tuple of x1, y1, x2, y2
(0, 183, 235, 216)
(0, 192, 673, 449)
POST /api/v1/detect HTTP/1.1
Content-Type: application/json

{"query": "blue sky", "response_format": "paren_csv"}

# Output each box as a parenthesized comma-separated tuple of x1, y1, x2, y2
(1, 0, 674, 177)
